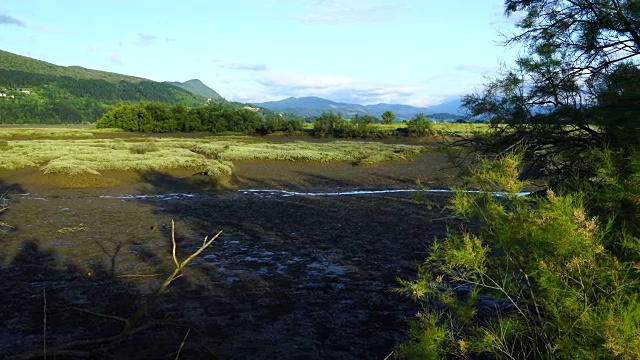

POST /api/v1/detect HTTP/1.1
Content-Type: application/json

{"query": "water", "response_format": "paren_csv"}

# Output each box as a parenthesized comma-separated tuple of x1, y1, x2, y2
(15, 188, 532, 201)
(238, 189, 532, 198)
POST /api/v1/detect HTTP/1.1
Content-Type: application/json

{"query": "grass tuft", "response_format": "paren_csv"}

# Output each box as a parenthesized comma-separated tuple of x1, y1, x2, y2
(129, 142, 159, 154)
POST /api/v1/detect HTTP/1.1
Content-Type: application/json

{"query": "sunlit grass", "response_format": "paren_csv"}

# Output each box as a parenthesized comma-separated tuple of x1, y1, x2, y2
(191, 140, 426, 163)
(432, 123, 491, 136)
(0, 136, 426, 182)
(0, 139, 216, 179)
(0, 127, 125, 139)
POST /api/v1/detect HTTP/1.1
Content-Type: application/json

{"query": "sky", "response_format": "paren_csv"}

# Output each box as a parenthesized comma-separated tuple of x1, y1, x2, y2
(0, 0, 522, 107)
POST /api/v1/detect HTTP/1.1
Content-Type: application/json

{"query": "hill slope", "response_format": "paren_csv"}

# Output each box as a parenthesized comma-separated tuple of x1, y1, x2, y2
(0, 50, 205, 124)
(253, 96, 463, 120)
(165, 79, 223, 100)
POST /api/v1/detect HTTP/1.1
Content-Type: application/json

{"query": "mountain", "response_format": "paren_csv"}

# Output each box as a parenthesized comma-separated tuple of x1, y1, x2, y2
(0, 50, 205, 124)
(165, 79, 223, 100)
(420, 97, 465, 115)
(255, 97, 366, 118)
(253, 96, 464, 120)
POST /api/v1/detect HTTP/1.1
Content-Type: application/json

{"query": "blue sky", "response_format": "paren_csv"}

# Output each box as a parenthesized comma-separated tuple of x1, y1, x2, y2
(0, 0, 521, 107)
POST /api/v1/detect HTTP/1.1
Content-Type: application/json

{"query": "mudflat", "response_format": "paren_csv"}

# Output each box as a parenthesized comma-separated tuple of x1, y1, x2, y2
(0, 151, 461, 359)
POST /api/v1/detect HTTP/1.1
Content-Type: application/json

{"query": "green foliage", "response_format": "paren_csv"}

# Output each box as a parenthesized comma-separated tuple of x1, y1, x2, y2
(313, 112, 347, 137)
(381, 110, 395, 124)
(312, 112, 398, 138)
(462, 1, 640, 183)
(97, 102, 295, 135)
(262, 113, 304, 135)
(503, 0, 639, 77)
(406, 113, 435, 137)
(397, 153, 640, 360)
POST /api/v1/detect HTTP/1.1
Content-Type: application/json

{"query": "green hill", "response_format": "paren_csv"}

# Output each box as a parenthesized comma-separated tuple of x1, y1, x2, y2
(165, 79, 223, 100)
(0, 50, 206, 124)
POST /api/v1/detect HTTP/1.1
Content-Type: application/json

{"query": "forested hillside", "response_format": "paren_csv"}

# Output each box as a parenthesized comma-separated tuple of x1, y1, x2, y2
(0, 50, 206, 124)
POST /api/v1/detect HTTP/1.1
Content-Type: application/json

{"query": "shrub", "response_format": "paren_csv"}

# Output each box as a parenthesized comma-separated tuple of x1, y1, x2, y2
(129, 142, 160, 154)
(262, 114, 304, 135)
(313, 112, 347, 137)
(397, 152, 640, 359)
(406, 113, 435, 137)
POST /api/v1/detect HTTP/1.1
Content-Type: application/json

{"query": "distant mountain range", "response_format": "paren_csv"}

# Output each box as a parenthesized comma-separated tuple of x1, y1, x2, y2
(252, 96, 464, 120)
(165, 79, 223, 100)
(0, 49, 467, 124)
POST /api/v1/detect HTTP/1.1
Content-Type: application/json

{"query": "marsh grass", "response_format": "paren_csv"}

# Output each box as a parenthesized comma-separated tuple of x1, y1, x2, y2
(129, 142, 159, 154)
(0, 135, 426, 186)
(0, 127, 125, 139)
(432, 123, 491, 137)
(192, 141, 426, 164)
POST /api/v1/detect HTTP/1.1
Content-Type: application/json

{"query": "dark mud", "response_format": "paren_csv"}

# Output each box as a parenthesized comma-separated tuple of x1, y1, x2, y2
(0, 153, 462, 359)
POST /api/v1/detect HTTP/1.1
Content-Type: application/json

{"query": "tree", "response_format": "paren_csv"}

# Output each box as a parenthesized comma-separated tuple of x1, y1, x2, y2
(313, 112, 346, 137)
(406, 113, 435, 137)
(504, 0, 640, 77)
(462, 0, 640, 183)
(381, 110, 395, 124)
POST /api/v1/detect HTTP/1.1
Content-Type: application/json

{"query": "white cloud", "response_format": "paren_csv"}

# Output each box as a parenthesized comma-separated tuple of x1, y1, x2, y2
(224, 70, 444, 107)
(454, 64, 497, 74)
(215, 60, 268, 71)
(108, 52, 123, 65)
(258, 72, 352, 90)
(298, 0, 410, 24)
(85, 45, 99, 53)
(134, 33, 159, 46)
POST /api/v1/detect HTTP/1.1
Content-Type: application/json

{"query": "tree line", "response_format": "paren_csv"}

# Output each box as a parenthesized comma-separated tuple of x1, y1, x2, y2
(313, 111, 434, 138)
(96, 101, 304, 134)
(96, 102, 439, 139)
